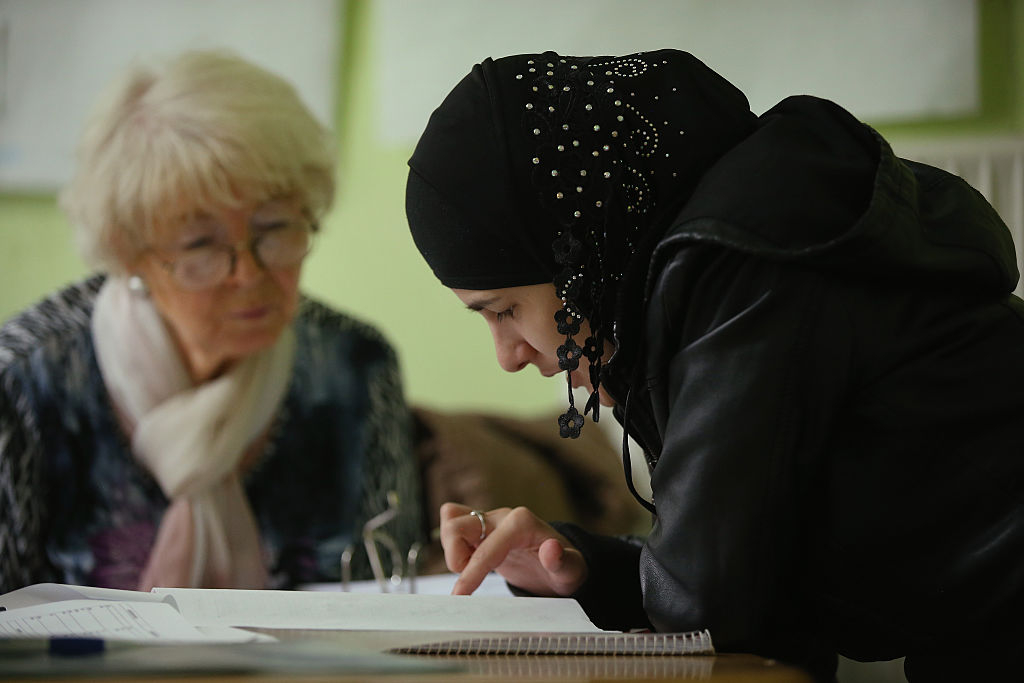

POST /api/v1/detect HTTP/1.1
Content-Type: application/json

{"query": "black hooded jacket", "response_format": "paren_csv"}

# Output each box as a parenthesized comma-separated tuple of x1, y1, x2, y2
(553, 96, 1024, 680)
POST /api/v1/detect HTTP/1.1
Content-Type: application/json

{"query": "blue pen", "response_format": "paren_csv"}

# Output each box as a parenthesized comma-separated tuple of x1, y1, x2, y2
(0, 636, 133, 657)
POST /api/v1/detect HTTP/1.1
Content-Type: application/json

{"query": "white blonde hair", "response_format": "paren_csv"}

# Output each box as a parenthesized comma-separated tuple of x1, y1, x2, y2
(60, 49, 336, 272)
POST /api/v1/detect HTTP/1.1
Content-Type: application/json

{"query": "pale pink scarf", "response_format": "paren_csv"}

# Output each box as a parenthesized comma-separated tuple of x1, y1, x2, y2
(91, 277, 295, 590)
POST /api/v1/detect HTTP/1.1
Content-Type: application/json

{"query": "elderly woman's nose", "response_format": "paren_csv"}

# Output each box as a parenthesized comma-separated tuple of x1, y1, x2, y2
(230, 245, 265, 284)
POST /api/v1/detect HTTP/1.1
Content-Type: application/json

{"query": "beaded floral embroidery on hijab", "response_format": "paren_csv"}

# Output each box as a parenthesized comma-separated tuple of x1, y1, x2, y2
(515, 54, 686, 437)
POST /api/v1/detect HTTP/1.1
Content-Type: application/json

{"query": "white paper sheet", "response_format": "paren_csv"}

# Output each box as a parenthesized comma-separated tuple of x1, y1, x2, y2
(300, 571, 515, 596)
(154, 588, 604, 633)
(0, 599, 243, 642)
(0, 582, 171, 611)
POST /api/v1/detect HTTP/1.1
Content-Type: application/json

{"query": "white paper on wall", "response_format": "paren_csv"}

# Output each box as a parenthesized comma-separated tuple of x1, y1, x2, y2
(375, 0, 978, 145)
(0, 0, 340, 191)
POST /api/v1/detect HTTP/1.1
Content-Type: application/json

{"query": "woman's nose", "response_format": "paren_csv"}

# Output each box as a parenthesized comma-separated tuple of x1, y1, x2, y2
(492, 329, 531, 373)
(228, 244, 265, 285)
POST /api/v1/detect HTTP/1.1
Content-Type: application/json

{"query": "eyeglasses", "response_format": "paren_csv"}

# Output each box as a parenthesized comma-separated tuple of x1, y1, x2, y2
(155, 219, 317, 291)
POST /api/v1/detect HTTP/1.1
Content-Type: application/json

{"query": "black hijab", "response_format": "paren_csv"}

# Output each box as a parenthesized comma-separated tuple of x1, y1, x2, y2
(407, 49, 757, 436)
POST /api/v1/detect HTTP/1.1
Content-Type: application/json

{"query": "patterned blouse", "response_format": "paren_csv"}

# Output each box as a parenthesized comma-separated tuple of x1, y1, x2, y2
(0, 276, 423, 593)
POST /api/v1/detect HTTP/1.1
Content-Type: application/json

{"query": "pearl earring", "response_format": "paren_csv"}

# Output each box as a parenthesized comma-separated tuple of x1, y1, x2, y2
(128, 275, 148, 296)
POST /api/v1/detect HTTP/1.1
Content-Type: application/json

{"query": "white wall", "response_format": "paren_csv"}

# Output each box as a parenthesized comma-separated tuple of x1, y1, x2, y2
(374, 0, 978, 145)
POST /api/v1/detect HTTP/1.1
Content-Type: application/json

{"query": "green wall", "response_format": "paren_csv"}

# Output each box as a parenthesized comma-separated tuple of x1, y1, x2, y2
(2, 0, 1022, 417)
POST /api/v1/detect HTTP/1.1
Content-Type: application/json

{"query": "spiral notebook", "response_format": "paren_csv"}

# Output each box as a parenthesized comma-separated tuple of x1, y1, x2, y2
(389, 630, 714, 656)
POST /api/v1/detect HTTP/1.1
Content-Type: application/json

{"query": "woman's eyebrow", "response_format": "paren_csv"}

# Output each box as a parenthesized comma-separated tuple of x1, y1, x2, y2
(464, 296, 501, 312)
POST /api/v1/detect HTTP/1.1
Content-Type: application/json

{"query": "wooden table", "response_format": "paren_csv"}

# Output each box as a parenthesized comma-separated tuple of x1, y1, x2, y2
(1, 653, 811, 682)
(257, 628, 813, 681)
(0, 629, 813, 682)
(384, 652, 811, 681)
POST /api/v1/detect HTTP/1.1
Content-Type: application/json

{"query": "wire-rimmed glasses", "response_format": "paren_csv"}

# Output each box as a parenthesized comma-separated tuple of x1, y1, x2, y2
(153, 219, 317, 291)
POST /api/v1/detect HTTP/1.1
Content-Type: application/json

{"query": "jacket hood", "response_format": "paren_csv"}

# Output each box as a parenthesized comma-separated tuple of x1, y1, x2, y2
(602, 94, 1018, 414)
(658, 95, 1019, 295)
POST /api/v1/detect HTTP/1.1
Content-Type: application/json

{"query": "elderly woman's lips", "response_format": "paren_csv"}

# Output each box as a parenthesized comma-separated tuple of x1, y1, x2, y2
(232, 306, 271, 320)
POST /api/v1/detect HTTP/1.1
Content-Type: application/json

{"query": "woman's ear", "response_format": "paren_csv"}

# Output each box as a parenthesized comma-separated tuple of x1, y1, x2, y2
(106, 217, 153, 276)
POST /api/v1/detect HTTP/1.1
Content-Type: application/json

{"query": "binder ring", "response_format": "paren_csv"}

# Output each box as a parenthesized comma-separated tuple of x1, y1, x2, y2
(470, 509, 487, 540)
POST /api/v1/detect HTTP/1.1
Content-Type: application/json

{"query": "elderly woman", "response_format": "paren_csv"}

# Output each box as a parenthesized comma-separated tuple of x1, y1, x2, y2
(0, 50, 422, 593)
(405, 50, 1024, 681)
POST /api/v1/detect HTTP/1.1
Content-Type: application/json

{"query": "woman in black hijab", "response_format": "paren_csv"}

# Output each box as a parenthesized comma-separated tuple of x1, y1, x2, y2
(406, 50, 1024, 682)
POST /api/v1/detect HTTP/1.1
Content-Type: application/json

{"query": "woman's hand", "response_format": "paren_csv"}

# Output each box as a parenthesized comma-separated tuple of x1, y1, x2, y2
(439, 502, 588, 597)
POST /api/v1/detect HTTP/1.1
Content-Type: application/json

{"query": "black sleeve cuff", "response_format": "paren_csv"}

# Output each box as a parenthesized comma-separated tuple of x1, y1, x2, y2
(539, 522, 652, 631)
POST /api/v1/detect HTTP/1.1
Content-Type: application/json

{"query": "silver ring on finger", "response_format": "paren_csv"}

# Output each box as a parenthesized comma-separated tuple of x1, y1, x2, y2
(469, 509, 487, 540)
